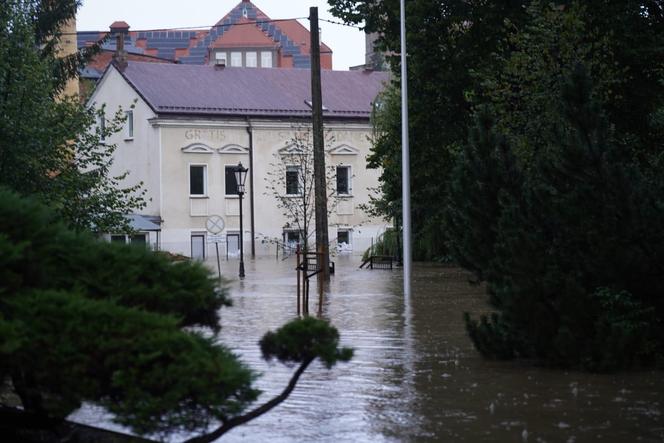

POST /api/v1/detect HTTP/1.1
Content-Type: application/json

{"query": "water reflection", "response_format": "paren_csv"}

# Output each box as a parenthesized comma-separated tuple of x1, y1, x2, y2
(210, 258, 663, 442)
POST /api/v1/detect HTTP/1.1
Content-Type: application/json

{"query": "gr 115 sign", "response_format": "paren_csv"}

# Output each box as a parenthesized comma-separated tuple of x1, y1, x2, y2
(206, 215, 225, 234)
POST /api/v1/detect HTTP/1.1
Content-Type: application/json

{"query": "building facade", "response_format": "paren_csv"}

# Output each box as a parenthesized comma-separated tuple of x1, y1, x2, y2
(89, 61, 389, 258)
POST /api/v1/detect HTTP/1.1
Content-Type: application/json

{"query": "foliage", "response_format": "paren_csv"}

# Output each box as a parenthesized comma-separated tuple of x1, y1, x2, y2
(0, 0, 144, 233)
(0, 188, 253, 435)
(0, 188, 354, 438)
(331, 0, 664, 370)
(328, 0, 664, 261)
(264, 127, 341, 252)
(329, 0, 528, 260)
(474, 1, 621, 166)
(260, 317, 354, 369)
(462, 67, 664, 370)
(444, 108, 521, 281)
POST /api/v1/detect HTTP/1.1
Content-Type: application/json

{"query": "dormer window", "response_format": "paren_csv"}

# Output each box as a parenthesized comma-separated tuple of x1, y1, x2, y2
(215, 52, 227, 65)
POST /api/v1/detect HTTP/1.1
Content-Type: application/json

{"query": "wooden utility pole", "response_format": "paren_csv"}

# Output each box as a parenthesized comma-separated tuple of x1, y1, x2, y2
(310, 7, 330, 282)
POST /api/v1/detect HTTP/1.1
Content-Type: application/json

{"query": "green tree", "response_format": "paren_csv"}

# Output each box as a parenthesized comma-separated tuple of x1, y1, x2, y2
(444, 107, 522, 282)
(475, 2, 620, 166)
(0, 188, 353, 439)
(0, 0, 143, 233)
(464, 67, 664, 370)
(328, 0, 664, 260)
(329, 0, 528, 260)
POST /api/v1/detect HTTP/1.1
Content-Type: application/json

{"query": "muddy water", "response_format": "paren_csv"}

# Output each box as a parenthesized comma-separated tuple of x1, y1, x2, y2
(209, 257, 663, 442)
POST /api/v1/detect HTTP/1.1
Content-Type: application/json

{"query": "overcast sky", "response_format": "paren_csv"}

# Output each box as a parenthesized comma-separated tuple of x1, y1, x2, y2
(76, 0, 366, 70)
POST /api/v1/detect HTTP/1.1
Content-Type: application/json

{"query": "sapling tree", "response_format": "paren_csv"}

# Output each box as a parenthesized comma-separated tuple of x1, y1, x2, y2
(264, 127, 343, 252)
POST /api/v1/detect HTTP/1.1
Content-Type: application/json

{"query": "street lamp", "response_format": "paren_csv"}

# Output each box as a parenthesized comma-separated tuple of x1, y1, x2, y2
(234, 162, 249, 278)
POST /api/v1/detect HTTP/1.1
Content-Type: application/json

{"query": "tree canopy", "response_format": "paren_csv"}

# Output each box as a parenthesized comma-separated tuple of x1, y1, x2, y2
(0, 187, 353, 439)
(0, 0, 143, 233)
(330, 0, 664, 369)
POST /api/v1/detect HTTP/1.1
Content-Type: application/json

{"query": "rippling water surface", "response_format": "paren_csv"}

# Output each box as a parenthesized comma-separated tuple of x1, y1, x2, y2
(205, 257, 663, 442)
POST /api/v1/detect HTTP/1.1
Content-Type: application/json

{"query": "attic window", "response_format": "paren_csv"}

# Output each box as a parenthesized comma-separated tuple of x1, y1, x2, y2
(242, 6, 248, 18)
(304, 100, 329, 111)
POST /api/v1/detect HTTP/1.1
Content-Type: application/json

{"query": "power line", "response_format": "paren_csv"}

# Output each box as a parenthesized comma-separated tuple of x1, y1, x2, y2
(61, 17, 309, 37)
(318, 18, 363, 29)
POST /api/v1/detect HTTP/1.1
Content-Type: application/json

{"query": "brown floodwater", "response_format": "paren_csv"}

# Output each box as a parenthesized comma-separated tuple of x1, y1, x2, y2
(204, 256, 663, 442)
(70, 256, 662, 441)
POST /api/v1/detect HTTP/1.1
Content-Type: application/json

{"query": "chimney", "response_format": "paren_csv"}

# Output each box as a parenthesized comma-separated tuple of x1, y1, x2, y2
(110, 21, 130, 71)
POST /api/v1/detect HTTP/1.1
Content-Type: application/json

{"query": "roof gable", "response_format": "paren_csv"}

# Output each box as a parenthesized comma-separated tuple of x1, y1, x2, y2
(212, 17, 276, 48)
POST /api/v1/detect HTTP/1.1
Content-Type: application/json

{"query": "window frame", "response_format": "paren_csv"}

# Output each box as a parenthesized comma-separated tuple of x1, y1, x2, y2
(337, 229, 351, 246)
(225, 165, 239, 196)
(215, 51, 227, 65)
(98, 114, 106, 142)
(261, 51, 273, 68)
(191, 233, 206, 260)
(336, 165, 352, 196)
(125, 110, 134, 139)
(189, 163, 208, 197)
(285, 165, 300, 196)
(230, 51, 242, 67)
(245, 51, 257, 68)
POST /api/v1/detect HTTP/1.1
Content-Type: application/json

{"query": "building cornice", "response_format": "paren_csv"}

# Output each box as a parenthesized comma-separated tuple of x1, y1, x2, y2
(148, 117, 372, 132)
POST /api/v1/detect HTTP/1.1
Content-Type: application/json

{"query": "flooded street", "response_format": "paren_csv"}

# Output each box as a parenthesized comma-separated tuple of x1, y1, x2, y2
(208, 257, 663, 442)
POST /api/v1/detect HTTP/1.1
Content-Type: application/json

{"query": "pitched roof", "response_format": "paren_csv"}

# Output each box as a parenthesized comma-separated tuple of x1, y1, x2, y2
(117, 62, 389, 119)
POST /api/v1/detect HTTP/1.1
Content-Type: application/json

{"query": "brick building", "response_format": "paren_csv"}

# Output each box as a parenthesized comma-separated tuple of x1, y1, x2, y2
(77, 0, 332, 80)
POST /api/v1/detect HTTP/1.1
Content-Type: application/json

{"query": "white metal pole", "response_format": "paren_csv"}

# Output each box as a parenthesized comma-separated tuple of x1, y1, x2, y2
(400, 0, 412, 298)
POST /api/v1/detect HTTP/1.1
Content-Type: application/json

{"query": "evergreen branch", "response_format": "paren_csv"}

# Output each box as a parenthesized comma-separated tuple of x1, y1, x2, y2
(182, 356, 315, 443)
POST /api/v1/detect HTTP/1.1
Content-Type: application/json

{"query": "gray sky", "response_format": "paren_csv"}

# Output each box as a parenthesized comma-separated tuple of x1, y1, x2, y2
(76, 0, 366, 70)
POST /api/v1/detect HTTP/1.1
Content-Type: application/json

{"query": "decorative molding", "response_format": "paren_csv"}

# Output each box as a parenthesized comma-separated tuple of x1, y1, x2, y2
(181, 143, 214, 154)
(328, 144, 360, 155)
(278, 144, 305, 155)
(218, 143, 249, 154)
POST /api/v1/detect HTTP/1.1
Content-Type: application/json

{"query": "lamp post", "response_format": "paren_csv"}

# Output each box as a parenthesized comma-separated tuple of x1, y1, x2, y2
(234, 162, 249, 278)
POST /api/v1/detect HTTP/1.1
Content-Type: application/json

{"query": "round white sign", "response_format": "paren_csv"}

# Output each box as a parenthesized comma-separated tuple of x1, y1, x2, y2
(206, 215, 225, 234)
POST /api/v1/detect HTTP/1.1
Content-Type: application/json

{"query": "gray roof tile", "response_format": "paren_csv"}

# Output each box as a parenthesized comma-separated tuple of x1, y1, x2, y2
(119, 62, 389, 119)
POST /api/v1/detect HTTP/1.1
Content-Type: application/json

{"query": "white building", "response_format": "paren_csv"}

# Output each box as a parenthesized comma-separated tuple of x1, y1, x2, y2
(89, 61, 389, 259)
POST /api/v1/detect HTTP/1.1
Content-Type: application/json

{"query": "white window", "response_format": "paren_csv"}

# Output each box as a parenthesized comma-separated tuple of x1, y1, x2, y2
(336, 165, 351, 195)
(231, 51, 242, 67)
(286, 166, 300, 195)
(191, 234, 206, 260)
(125, 110, 133, 139)
(246, 51, 257, 68)
(215, 51, 227, 65)
(98, 114, 106, 141)
(189, 164, 207, 196)
(261, 51, 273, 68)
